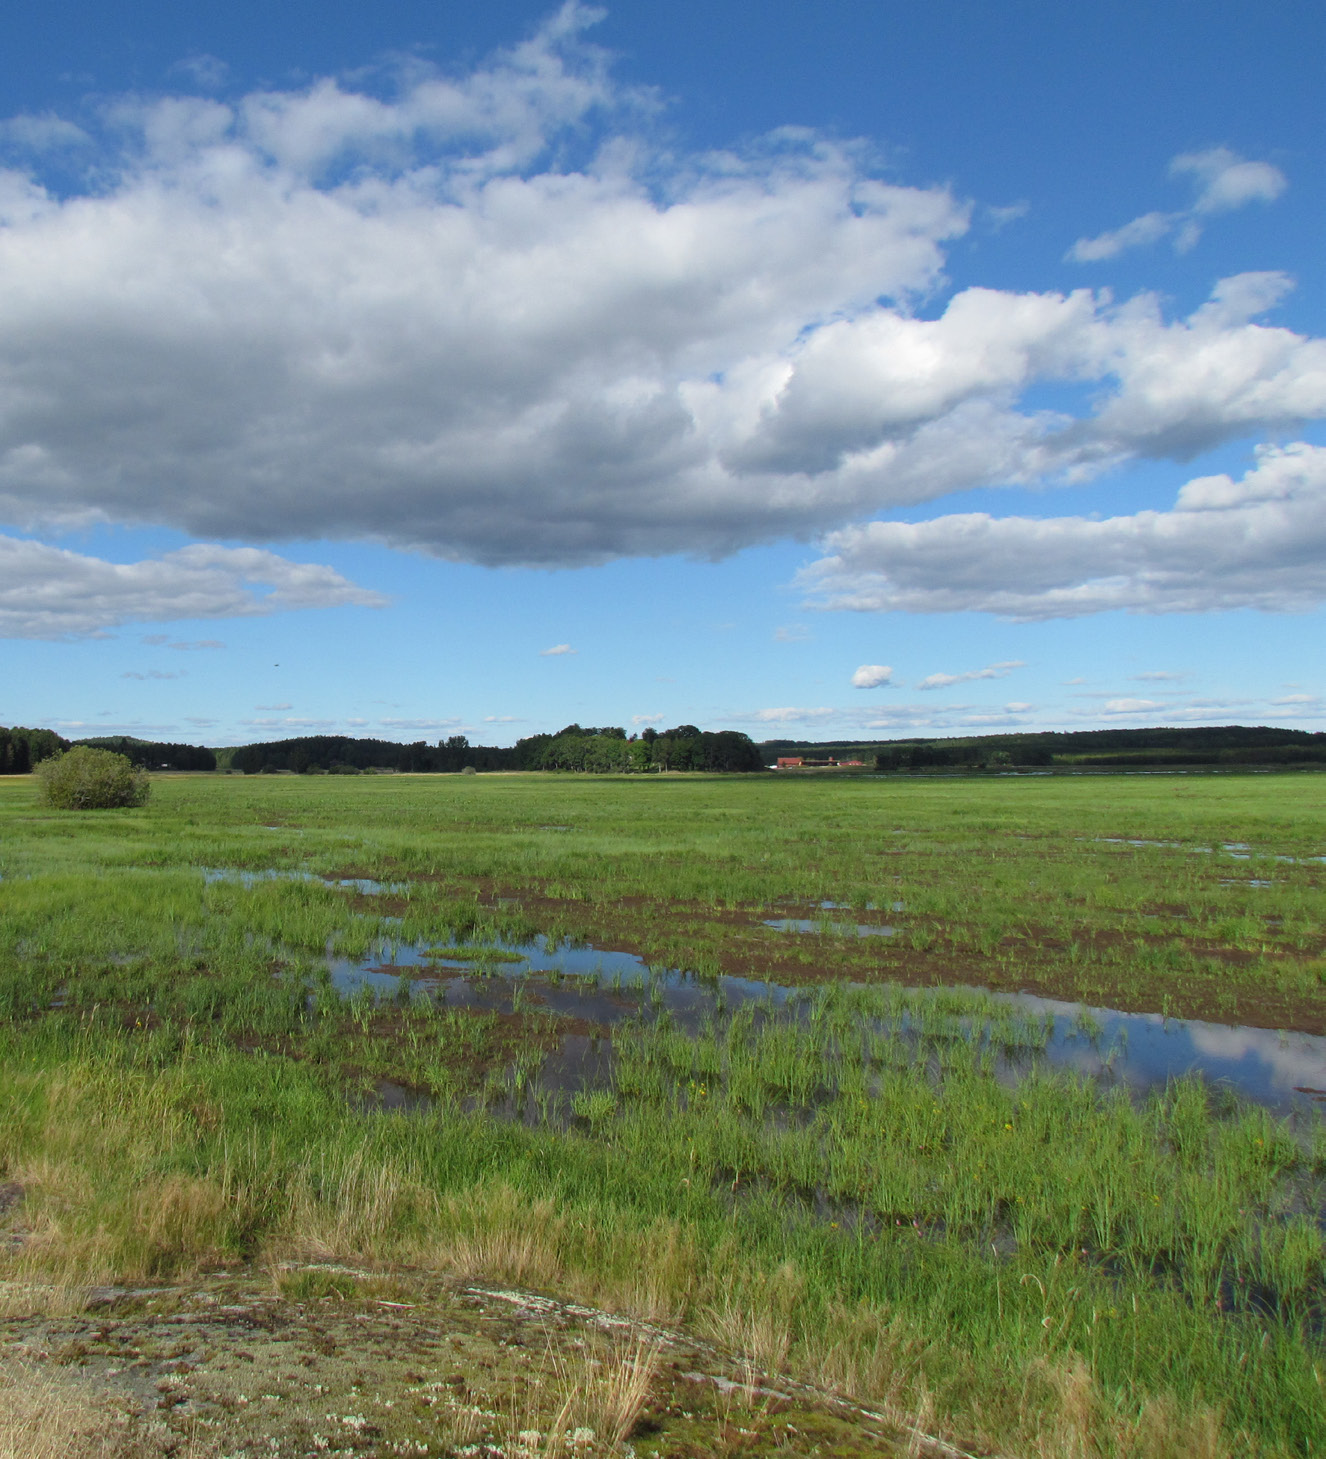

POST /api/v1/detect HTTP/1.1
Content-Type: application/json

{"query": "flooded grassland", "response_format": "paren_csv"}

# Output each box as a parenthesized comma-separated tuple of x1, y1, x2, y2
(0, 771, 1323, 1458)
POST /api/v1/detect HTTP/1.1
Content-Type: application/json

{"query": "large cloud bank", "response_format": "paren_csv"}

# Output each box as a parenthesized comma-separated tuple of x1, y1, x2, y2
(799, 443, 1326, 619)
(0, 6, 1321, 574)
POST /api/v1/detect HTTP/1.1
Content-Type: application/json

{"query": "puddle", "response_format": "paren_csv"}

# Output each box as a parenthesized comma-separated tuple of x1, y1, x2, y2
(1087, 838, 1325, 863)
(329, 932, 1326, 1120)
(202, 868, 406, 895)
(764, 918, 897, 937)
(820, 900, 906, 912)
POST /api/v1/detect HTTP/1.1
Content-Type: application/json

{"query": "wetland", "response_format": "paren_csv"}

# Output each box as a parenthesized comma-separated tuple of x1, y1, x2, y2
(1, 770, 1324, 1457)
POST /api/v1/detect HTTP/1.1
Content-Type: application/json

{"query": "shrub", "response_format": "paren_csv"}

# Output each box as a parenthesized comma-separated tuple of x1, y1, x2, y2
(35, 746, 150, 809)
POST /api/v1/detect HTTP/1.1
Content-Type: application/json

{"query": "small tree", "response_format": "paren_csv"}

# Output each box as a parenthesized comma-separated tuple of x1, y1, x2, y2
(36, 746, 150, 809)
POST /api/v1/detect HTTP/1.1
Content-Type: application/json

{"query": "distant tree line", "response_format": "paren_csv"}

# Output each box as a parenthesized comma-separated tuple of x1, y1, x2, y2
(514, 724, 764, 773)
(72, 736, 217, 772)
(0, 726, 68, 774)
(852, 725, 1326, 772)
(226, 726, 764, 775)
(228, 734, 501, 775)
(9, 721, 1319, 780)
(874, 743, 1051, 770)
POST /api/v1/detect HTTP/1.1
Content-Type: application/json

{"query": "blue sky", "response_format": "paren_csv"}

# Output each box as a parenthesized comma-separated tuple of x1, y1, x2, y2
(1, 1, 1322, 746)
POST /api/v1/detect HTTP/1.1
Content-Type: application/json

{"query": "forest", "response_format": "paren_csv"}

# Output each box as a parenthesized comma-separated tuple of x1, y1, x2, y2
(0, 725, 68, 774)
(223, 724, 765, 775)
(762, 724, 1326, 771)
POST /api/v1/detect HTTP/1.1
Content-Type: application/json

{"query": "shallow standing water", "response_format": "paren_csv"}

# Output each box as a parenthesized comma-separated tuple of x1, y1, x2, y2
(330, 930, 1326, 1119)
(197, 867, 1326, 1116)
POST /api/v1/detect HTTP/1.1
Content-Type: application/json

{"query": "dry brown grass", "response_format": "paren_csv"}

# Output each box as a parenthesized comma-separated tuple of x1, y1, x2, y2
(590, 1217, 695, 1326)
(428, 1181, 567, 1288)
(462, 1329, 663, 1457)
(578, 1333, 664, 1449)
(1022, 1358, 1234, 1459)
(0, 1358, 192, 1459)
(278, 1150, 431, 1260)
(800, 1297, 926, 1408)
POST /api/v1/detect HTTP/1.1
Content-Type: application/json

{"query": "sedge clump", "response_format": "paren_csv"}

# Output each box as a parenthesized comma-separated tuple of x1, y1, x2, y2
(35, 746, 151, 810)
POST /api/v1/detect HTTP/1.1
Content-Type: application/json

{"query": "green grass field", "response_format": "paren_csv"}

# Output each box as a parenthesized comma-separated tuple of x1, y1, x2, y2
(1, 771, 1323, 1457)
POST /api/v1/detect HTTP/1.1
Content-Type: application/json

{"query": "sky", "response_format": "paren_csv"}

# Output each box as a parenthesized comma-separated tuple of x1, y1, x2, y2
(1, 0, 1323, 747)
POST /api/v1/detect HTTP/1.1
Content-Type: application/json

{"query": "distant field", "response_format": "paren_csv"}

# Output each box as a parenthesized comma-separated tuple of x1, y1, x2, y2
(4, 768, 1320, 1026)
(1, 771, 1323, 1457)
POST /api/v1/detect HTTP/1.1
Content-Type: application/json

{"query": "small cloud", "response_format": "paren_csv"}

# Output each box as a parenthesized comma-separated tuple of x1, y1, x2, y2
(773, 624, 811, 643)
(378, 717, 465, 731)
(1004, 701, 1032, 712)
(169, 639, 226, 651)
(185, 716, 218, 727)
(484, 715, 524, 723)
(345, 717, 370, 726)
(958, 712, 1028, 727)
(1270, 694, 1318, 706)
(54, 718, 177, 733)
(240, 716, 337, 729)
(1068, 148, 1286, 263)
(122, 669, 187, 680)
(540, 643, 576, 656)
(1133, 671, 1186, 682)
(1103, 698, 1163, 714)
(1172, 146, 1287, 215)
(170, 53, 230, 90)
(1067, 211, 1173, 263)
(1063, 677, 1087, 685)
(851, 664, 893, 689)
(631, 713, 663, 725)
(748, 706, 836, 724)
(254, 702, 293, 711)
(985, 201, 1029, 230)
(917, 660, 1025, 691)
(141, 634, 170, 645)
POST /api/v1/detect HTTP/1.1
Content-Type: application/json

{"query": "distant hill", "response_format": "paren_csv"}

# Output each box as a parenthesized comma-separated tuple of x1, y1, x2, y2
(72, 736, 217, 772)
(761, 725, 1326, 770)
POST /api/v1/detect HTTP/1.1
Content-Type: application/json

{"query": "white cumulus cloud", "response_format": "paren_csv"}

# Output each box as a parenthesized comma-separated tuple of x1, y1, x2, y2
(747, 706, 836, 724)
(800, 442, 1326, 620)
(916, 660, 1025, 690)
(1103, 698, 1164, 714)
(0, 17, 1315, 570)
(851, 664, 893, 688)
(0, 536, 385, 639)
(1173, 147, 1287, 215)
(1068, 147, 1287, 262)
(540, 643, 576, 656)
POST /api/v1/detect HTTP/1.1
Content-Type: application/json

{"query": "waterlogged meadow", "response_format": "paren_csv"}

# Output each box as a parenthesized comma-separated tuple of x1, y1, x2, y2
(0, 770, 1324, 1457)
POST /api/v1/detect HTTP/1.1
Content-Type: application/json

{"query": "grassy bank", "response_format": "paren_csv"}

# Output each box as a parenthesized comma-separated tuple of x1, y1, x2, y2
(0, 772, 1323, 1455)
